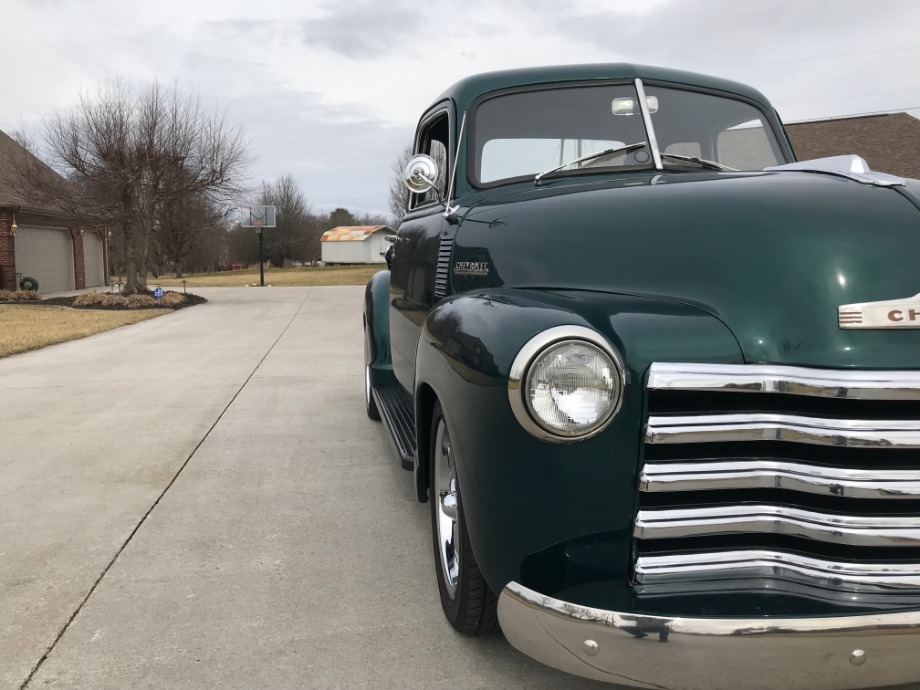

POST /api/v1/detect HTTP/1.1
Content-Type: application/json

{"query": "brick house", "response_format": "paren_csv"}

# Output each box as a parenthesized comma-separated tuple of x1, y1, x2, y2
(785, 112, 920, 179)
(0, 129, 108, 293)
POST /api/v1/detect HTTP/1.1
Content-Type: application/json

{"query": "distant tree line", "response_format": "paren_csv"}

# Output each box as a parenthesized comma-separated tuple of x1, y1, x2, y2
(224, 193, 389, 269)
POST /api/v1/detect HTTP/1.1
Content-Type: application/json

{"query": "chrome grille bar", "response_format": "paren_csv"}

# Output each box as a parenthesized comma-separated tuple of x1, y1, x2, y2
(635, 505, 920, 546)
(636, 363, 920, 598)
(640, 460, 920, 498)
(647, 362, 920, 400)
(635, 550, 920, 591)
(646, 413, 920, 448)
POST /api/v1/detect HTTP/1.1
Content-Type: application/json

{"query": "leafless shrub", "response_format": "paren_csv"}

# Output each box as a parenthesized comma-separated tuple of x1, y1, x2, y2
(73, 292, 119, 306)
(158, 292, 185, 306)
(0, 290, 40, 302)
(126, 294, 157, 308)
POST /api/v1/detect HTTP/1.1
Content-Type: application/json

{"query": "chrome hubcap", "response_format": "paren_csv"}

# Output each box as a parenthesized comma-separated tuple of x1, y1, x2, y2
(365, 364, 372, 408)
(434, 418, 460, 598)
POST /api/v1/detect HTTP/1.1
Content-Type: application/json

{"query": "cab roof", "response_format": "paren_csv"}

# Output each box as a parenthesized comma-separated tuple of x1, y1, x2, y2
(433, 63, 775, 114)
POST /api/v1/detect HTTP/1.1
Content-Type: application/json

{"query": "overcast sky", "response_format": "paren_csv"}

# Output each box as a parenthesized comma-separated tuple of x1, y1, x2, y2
(1, 0, 918, 217)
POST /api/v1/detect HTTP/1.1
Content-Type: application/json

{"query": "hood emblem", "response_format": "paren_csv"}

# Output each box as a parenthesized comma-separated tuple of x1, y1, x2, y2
(454, 261, 490, 276)
(839, 293, 920, 329)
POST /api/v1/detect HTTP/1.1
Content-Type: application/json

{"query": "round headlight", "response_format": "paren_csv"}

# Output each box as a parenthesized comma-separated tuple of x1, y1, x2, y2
(508, 326, 625, 442)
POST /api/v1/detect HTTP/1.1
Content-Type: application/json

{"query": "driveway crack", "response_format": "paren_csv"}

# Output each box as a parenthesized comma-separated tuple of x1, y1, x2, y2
(18, 288, 312, 689)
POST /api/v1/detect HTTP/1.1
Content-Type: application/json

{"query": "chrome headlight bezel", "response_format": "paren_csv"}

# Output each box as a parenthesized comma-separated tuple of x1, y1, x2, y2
(508, 325, 626, 443)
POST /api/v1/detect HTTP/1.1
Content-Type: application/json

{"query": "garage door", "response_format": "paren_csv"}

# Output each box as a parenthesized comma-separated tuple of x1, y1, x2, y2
(83, 232, 105, 288)
(14, 226, 75, 294)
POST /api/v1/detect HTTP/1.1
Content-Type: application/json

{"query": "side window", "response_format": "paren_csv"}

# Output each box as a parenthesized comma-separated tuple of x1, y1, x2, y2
(410, 113, 450, 210)
(717, 121, 775, 170)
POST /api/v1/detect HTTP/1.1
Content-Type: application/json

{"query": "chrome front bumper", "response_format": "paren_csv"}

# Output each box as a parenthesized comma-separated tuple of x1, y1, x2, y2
(498, 581, 920, 690)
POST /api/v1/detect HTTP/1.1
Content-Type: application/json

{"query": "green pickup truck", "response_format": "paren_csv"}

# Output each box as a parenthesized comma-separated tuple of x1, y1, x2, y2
(364, 62, 920, 689)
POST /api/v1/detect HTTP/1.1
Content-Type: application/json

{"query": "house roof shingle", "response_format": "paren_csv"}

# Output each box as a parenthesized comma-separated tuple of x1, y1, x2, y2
(0, 128, 56, 208)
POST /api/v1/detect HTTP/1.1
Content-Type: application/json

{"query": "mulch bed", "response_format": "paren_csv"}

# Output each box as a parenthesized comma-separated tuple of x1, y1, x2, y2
(3, 291, 207, 310)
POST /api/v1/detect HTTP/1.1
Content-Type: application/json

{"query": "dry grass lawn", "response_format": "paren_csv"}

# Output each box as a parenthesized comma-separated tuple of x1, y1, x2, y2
(152, 265, 382, 288)
(0, 305, 164, 358)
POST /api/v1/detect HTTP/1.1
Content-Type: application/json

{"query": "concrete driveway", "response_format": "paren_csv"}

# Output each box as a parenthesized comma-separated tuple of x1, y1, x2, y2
(0, 287, 611, 690)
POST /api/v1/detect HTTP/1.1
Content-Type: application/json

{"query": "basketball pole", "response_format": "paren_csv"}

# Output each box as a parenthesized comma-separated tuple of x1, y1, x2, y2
(258, 227, 265, 286)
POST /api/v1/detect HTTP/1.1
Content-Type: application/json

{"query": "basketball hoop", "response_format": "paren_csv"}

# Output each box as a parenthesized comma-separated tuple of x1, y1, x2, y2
(241, 205, 276, 229)
(237, 204, 276, 288)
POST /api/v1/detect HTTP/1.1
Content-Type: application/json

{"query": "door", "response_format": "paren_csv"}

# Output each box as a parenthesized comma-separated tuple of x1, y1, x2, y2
(390, 105, 454, 392)
(14, 226, 75, 293)
(83, 232, 105, 288)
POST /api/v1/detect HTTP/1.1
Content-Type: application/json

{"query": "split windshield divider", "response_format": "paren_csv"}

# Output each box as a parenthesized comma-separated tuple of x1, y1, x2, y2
(635, 78, 663, 171)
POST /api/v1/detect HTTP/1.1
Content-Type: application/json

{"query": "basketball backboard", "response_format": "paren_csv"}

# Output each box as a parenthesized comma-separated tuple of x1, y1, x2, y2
(242, 205, 277, 228)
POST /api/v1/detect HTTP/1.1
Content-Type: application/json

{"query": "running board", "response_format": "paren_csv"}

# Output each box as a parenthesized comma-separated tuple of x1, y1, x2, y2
(372, 383, 416, 471)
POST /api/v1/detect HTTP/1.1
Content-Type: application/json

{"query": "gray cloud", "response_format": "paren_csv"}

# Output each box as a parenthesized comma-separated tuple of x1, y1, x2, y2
(229, 90, 412, 215)
(302, 3, 425, 58)
(531, 0, 920, 121)
(544, 0, 920, 66)
(2, 0, 918, 217)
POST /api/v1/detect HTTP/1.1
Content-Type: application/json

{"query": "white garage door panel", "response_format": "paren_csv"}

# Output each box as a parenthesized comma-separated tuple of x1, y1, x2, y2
(84, 232, 105, 288)
(14, 227, 74, 294)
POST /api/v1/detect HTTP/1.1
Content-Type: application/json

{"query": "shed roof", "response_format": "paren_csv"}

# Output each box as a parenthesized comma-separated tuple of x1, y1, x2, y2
(785, 112, 920, 180)
(321, 225, 394, 242)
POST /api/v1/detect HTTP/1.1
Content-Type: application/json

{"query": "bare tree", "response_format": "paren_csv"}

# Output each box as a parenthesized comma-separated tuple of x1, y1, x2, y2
(25, 80, 249, 293)
(388, 144, 413, 227)
(354, 212, 391, 226)
(257, 174, 313, 266)
(156, 191, 225, 277)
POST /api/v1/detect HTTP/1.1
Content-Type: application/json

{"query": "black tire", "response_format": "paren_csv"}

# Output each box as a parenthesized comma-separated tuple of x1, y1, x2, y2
(429, 402, 498, 635)
(19, 276, 39, 291)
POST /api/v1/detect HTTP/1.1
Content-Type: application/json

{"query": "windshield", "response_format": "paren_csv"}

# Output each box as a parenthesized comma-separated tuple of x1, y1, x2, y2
(471, 83, 785, 186)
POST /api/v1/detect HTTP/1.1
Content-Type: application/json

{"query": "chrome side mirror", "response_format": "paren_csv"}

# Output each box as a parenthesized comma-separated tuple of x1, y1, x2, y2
(404, 154, 441, 196)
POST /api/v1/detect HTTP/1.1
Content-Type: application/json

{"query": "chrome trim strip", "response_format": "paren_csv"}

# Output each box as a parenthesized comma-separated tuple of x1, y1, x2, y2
(765, 155, 906, 187)
(635, 505, 920, 545)
(497, 581, 920, 690)
(635, 550, 920, 590)
(646, 362, 920, 400)
(443, 111, 465, 219)
(634, 578, 920, 608)
(646, 412, 920, 447)
(507, 325, 625, 444)
(634, 78, 662, 171)
(640, 459, 920, 498)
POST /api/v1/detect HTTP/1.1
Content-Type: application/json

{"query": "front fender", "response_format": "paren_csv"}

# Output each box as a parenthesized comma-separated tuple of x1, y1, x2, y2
(414, 287, 743, 610)
(363, 270, 391, 371)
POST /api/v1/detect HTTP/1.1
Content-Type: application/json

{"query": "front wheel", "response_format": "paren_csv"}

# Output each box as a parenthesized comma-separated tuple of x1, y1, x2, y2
(430, 402, 498, 635)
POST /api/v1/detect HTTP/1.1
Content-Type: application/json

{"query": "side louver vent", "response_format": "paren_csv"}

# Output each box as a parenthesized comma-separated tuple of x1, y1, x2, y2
(434, 236, 454, 300)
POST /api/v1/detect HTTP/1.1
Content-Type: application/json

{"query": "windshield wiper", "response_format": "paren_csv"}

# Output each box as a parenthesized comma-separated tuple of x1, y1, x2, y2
(659, 152, 736, 171)
(535, 141, 647, 185)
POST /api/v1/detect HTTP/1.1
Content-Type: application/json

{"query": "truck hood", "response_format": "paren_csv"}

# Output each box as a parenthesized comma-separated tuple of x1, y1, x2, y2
(453, 171, 920, 368)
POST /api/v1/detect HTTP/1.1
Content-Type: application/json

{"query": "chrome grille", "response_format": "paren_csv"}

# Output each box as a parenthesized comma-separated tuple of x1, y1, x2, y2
(635, 362, 920, 602)
(433, 236, 454, 300)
